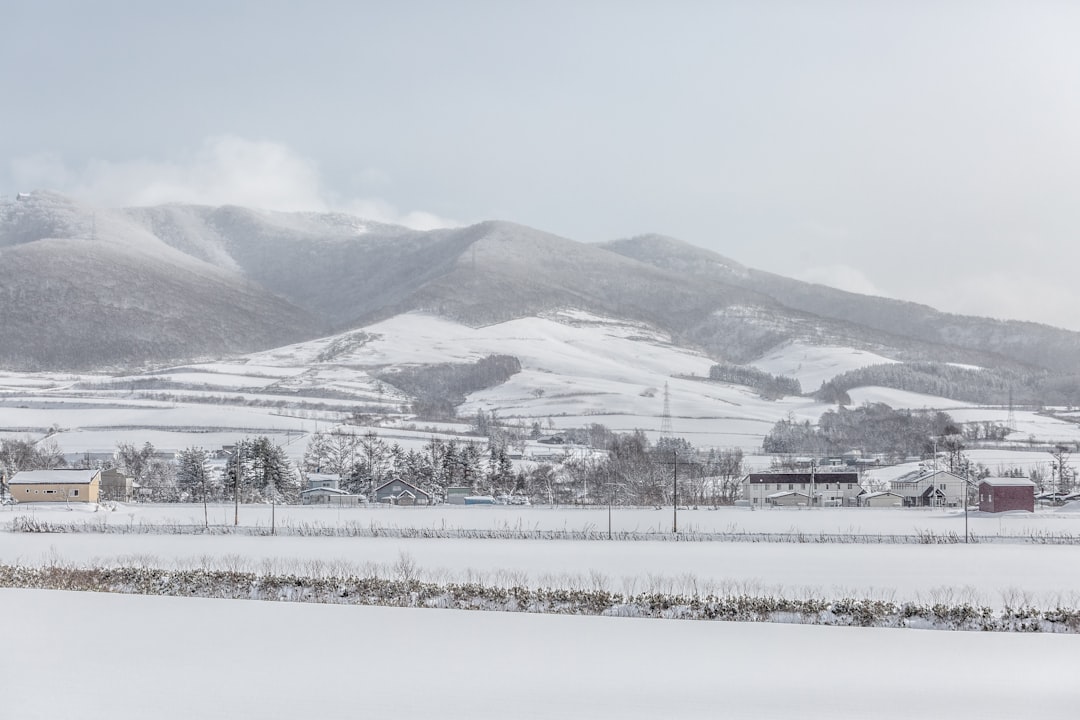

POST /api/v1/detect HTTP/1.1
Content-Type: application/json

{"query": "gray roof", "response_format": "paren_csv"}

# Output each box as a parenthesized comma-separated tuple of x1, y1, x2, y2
(980, 477, 1036, 487)
(299, 486, 351, 496)
(10, 469, 100, 485)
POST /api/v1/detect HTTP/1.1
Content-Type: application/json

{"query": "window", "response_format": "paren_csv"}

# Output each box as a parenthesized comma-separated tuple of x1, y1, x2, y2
(788, 484, 794, 490)
(70, 489, 79, 497)
(45, 489, 56, 494)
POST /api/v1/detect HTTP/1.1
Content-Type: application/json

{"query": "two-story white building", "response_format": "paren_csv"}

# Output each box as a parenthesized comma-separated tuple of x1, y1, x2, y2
(743, 471, 862, 507)
(889, 468, 966, 507)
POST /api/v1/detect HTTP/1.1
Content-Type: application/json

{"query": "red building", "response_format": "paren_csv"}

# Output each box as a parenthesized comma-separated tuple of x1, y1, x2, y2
(978, 478, 1035, 513)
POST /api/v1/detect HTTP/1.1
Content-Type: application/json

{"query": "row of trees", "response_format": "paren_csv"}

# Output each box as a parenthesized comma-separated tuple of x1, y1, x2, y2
(302, 429, 517, 501)
(763, 404, 958, 460)
(708, 363, 801, 399)
(300, 427, 747, 506)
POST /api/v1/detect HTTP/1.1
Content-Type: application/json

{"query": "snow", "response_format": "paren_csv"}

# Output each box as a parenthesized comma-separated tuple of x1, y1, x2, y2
(9, 502, 1080, 537)
(8, 469, 98, 484)
(749, 341, 898, 390)
(2, 310, 1079, 458)
(3, 589, 1076, 720)
(4, 528, 1079, 608)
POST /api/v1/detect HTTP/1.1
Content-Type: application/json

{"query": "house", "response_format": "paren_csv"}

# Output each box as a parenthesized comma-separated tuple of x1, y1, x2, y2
(889, 469, 966, 508)
(860, 491, 904, 508)
(743, 472, 861, 507)
(305, 473, 341, 491)
(99, 468, 134, 502)
(8, 469, 101, 503)
(979, 477, 1035, 513)
(300, 486, 361, 506)
(300, 473, 361, 505)
(373, 479, 433, 506)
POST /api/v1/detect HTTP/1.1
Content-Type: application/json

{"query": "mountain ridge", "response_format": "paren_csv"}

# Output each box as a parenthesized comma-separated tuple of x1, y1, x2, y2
(3, 191, 1080, 387)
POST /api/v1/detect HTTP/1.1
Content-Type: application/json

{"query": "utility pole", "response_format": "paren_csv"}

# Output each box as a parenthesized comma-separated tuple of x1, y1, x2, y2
(672, 449, 678, 534)
(810, 459, 817, 508)
(233, 443, 242, 526)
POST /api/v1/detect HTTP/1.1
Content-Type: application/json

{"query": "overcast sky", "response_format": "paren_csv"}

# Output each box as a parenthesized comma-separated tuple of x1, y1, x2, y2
(4, 2, 1080, 329)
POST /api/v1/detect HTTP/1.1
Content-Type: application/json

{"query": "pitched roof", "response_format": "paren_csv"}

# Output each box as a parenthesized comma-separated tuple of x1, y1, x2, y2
(299, 486, 352, 496)
(374, 478, 431, 498)
(10, 469, 100, 485)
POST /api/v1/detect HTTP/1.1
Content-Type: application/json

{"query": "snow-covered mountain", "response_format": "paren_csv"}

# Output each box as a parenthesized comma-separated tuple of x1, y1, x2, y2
(5, 191, 1080, 393)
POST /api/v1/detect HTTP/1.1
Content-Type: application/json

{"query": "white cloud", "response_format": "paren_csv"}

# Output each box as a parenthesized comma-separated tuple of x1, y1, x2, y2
(9, 136, 459, 231)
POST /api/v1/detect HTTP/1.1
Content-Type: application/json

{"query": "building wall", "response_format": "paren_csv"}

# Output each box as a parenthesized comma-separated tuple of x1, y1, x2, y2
(100, 470, 134, 502)
(769, 493, 808, 507)
(375, 483, 431, 505)
(12, 479, 100, 503)
(743, 475, 861, 506)
(863, 494, 903, 508)
(980, 485, 1034, 513)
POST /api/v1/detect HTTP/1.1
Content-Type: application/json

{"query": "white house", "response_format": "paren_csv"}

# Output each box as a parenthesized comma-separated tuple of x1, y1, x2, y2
(889, 469, 966, 507)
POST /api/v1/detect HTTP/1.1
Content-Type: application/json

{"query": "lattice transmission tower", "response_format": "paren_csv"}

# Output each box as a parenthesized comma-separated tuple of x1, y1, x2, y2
(660, 381, 673, 437)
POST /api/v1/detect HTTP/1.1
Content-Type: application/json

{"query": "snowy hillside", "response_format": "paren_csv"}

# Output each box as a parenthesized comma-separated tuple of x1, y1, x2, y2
(3, 309, 1072, 461)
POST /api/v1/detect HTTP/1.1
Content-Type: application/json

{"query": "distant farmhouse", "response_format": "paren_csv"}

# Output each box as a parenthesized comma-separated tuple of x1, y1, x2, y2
(8, 469, 101, 503)
(889, 469, 966, 507)
(374, 479, 432, 506)
(743, 471, 862, 507)
(299, 473, 361, 506)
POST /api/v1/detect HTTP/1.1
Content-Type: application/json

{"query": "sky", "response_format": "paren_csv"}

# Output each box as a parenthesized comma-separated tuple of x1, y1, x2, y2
(3, 1, 1080, 330)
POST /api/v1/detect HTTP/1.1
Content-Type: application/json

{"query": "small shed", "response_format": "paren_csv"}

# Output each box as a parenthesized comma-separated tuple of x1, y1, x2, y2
(100, 468, 134, 502)
(9, 469, 101, 503)
(979, 478, 1035, 513)
(766, 490, 809, 507)
(445, 486, 472, 505)
(374, 479, 433, 506)
(861, 491, 904, 508)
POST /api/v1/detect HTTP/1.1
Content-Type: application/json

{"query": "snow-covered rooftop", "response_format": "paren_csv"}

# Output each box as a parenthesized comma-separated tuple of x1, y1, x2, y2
(9, 469, 100, 485)
(980, 477, 1036, 487)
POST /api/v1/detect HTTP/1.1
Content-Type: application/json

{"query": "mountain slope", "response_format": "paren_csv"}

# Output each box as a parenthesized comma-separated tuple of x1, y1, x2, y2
(602, 235, 1080, 374)
(0, 193, 320, 370)
(6, 191, 1080, 389)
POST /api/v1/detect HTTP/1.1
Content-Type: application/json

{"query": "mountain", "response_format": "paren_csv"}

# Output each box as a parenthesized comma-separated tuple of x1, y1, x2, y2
(0, 192, 320, 369)
(601, 235, 1080, 375)
(5, 191, 1080, 398)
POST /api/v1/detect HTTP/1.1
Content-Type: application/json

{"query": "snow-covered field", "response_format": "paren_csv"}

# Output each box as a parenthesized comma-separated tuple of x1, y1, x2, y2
(5, 309, 1069, 457)
(6, 502, 1080, 609)
(7, 502, 1080, 537)
(5, 530, 1079, 609)
(4, 589, 1076, 720)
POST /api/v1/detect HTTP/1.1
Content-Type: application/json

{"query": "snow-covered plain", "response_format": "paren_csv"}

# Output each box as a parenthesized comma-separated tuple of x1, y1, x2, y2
(8, 502, 1080, 537)
(7, 502, 1080, 609)
(5, 530, 1079, 609)
(4, 589, 1076, 720)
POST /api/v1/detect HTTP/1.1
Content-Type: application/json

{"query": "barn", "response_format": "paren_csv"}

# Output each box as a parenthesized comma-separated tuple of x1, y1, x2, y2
(978, 477, 1035, 513)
